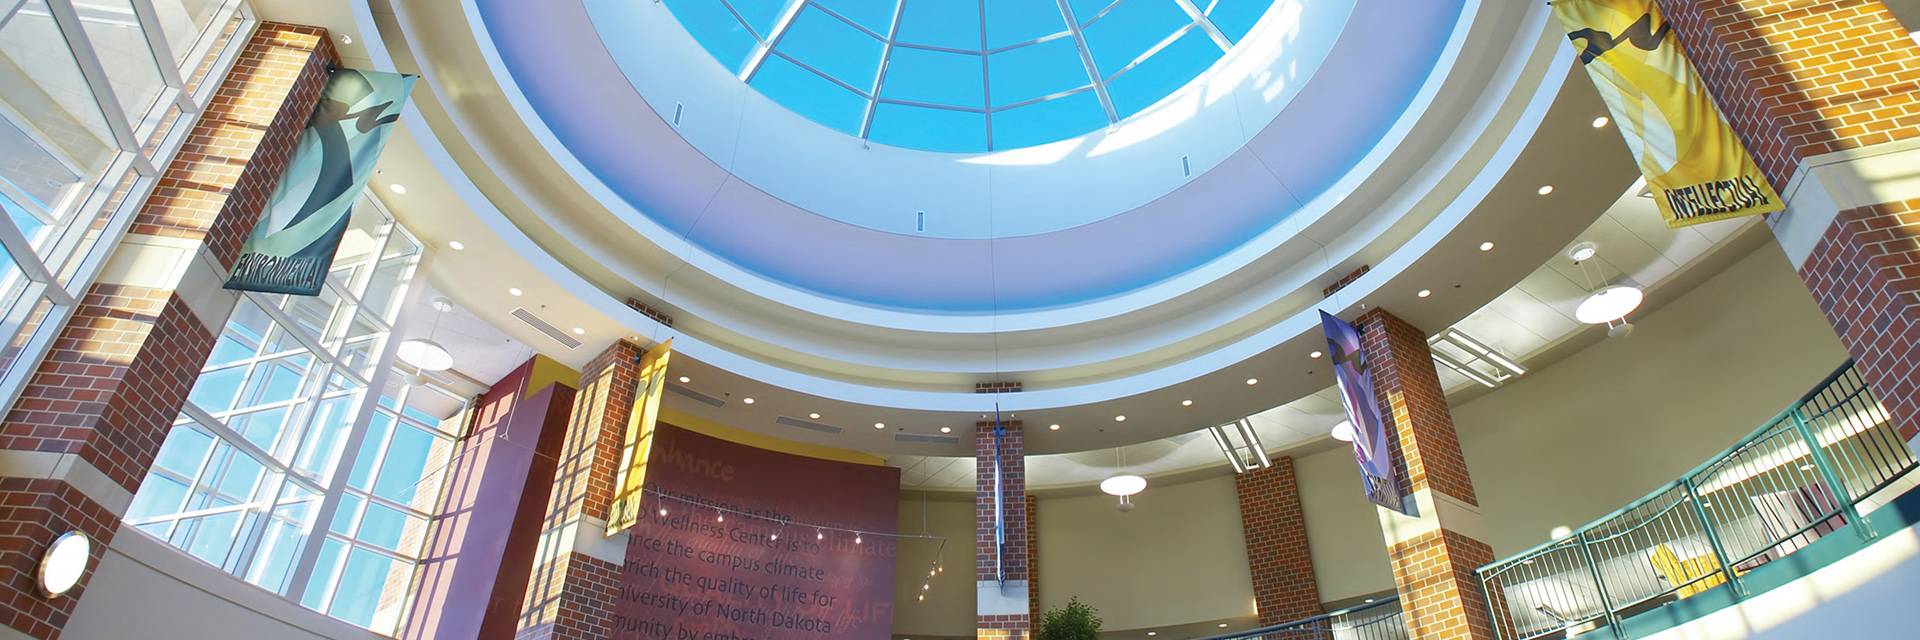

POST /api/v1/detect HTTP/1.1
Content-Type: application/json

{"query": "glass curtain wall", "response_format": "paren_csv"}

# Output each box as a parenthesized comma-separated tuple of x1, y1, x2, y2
(124, 193, 462, 635)
(0, 0, 254, 414)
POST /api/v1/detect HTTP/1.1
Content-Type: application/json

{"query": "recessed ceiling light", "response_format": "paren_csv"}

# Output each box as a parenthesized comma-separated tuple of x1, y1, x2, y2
(1479, 241, 1494, 252)
(1181, 399, 1193, 406)
(742, 397, 754, 404)
(1114, 415, 1126, 422)
(388, 183, 407, 195)
(940, 427, 952, 433)
(809, 412, 820, 419)
(1568, 242, 1599, 262)
(447, 240, 465, 251)
(1310, 350, 1323, 359)
(1417, 289, 1432, 298)
(1537, 185, 1555, 196)
(1245, 378, 1259, 385)
(1364, 598, 1375, 604)
(1049, 424, 1061, 431)
(874, 422, 886, 429)
(678, 376, 690, 383)
(1592, 116, 1610, 128)
(572, 327, 585, 335)
(1218, 623, 1229, 629)
(508, 287, 523, 297)
(1148, 633, 1157, 637)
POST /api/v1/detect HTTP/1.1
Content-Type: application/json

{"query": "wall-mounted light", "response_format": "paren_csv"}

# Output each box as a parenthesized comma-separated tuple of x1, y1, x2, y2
(38, 531, 89, 598)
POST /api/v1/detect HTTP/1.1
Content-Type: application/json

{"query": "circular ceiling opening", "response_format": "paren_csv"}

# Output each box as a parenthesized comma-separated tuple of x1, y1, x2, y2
(663, 0, 1274, 152)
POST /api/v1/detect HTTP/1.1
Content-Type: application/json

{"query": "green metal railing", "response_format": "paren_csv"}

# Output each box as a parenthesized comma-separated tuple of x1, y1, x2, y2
(1475, 362, 1917, 640)
(1197, 596, 1406, 640)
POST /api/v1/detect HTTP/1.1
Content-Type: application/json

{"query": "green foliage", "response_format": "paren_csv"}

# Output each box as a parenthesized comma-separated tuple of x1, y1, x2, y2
(1035, 597, 1103, 640)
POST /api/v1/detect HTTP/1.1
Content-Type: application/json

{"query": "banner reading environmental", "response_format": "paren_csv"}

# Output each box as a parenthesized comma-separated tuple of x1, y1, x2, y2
(608, 338, 673, 536)
(614, 424, 900, 640)
(1319, 311, 1406, 515)
(1553, 0, 1782, 228)
(226, 69, 415, 295)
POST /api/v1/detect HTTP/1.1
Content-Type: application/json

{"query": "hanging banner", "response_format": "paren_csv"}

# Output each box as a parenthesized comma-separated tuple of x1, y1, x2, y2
(226, 69, 416, 294)
(1319, 311, 1406, 515)
(608, 338, 673, 536)
(1553, 0, 1782, 228)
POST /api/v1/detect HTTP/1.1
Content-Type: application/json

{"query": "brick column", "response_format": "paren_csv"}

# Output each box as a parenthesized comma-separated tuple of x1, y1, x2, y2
(975, 421, 1029, 639)
(1358, 309, 1496, 640)
(1235, 457, 1323, 626)
(1654, 0, 1920, 446)
(0, 23, 331, 640)
(516, 341, 643, 639)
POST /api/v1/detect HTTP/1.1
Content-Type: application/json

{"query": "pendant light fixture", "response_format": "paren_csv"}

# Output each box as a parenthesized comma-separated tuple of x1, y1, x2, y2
(1566, 242, 1641, 337)
(397, 297, 456, 372)
(1101, 446, 1146, 512)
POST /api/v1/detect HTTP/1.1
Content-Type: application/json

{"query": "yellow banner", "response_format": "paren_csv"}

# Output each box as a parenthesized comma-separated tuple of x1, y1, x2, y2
(607, 338, 672, 536)
(1554, 0, 1782, 227)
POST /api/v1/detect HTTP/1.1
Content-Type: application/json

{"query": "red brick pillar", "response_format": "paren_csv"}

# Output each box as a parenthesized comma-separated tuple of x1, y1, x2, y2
(1655, 0, 1920, 444)
(0, 23, 331, 639)
(975, 421, 1029, 639)
(1235, 457, 1323, 626)
(1358, 309, 1496, 640)
(516, 341, 643, 639)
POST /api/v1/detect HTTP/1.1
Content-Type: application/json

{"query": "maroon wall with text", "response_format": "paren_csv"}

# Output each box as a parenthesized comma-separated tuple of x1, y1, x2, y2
(614, 425, 900, 640)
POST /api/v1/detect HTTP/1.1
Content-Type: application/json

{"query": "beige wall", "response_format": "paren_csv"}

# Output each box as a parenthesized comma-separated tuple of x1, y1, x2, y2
(889, 242, 1853, 632)
(1294, 243, 1851, 599)
(1034, 474, 1256, 631)
(67, 528, 384, 640)
(892, 492, 977, 637)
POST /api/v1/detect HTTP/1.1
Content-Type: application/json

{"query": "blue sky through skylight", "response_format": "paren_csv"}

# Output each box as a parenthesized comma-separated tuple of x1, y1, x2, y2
(663, 0, 1271, 152)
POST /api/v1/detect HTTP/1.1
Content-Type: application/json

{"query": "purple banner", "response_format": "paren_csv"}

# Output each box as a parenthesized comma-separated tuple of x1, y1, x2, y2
(1319, 311, 1407, 514)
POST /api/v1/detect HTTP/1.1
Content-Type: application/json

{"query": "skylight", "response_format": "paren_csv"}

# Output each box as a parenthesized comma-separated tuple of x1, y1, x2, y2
(664, 0, 1272, 152)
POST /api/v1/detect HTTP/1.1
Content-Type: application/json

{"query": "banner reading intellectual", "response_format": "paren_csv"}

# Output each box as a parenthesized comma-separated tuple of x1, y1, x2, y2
(1553, 0, 1782, 228)
(226, 69, 415, 294)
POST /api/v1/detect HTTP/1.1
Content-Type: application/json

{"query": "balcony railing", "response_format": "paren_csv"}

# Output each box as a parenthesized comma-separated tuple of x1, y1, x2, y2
(1198, 596, 1407, 640)
(1475, 361, 1917, 640)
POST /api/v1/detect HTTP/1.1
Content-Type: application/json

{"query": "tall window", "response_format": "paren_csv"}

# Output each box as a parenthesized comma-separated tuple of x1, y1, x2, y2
(125, 193, 458, 634)
(0, 0, 254, 413)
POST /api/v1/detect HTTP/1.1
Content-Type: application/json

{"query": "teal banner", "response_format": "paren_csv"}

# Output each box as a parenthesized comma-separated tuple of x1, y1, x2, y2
(225, 69, 415, 295)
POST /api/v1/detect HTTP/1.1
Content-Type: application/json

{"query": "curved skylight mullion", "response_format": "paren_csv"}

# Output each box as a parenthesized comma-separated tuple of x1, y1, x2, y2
(804, 1, 891, 41)
(737, 0, 809, 82)
(665, 0, 1271, 151)
(857, 0, 907, 138)
(988, 84, 1098, 113)
(891, 41, 982, 56)
(983, 30, 1075, 56)
(1052, 0, 1120, 123)
(767, 49, 874, 97)
(1170, 0, 1234, 51)
(877, 98, 987, 114)
(1103, 22, 1200, 83)
(977, 0, 994, 149)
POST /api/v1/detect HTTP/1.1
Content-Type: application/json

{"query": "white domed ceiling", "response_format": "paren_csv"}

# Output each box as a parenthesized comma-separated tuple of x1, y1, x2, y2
(352, 0, 1632, 454)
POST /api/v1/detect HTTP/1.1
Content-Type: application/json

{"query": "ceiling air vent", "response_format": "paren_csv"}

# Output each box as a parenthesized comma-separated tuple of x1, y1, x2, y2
(774, 416, 842, 435)
(666, 383, 726, 408)
(895, 433, 959, 445)
(510, 307, 583, 349)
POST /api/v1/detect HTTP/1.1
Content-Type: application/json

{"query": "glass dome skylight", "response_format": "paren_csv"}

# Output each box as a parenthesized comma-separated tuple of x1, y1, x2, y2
(664, 0, 1273, 152)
